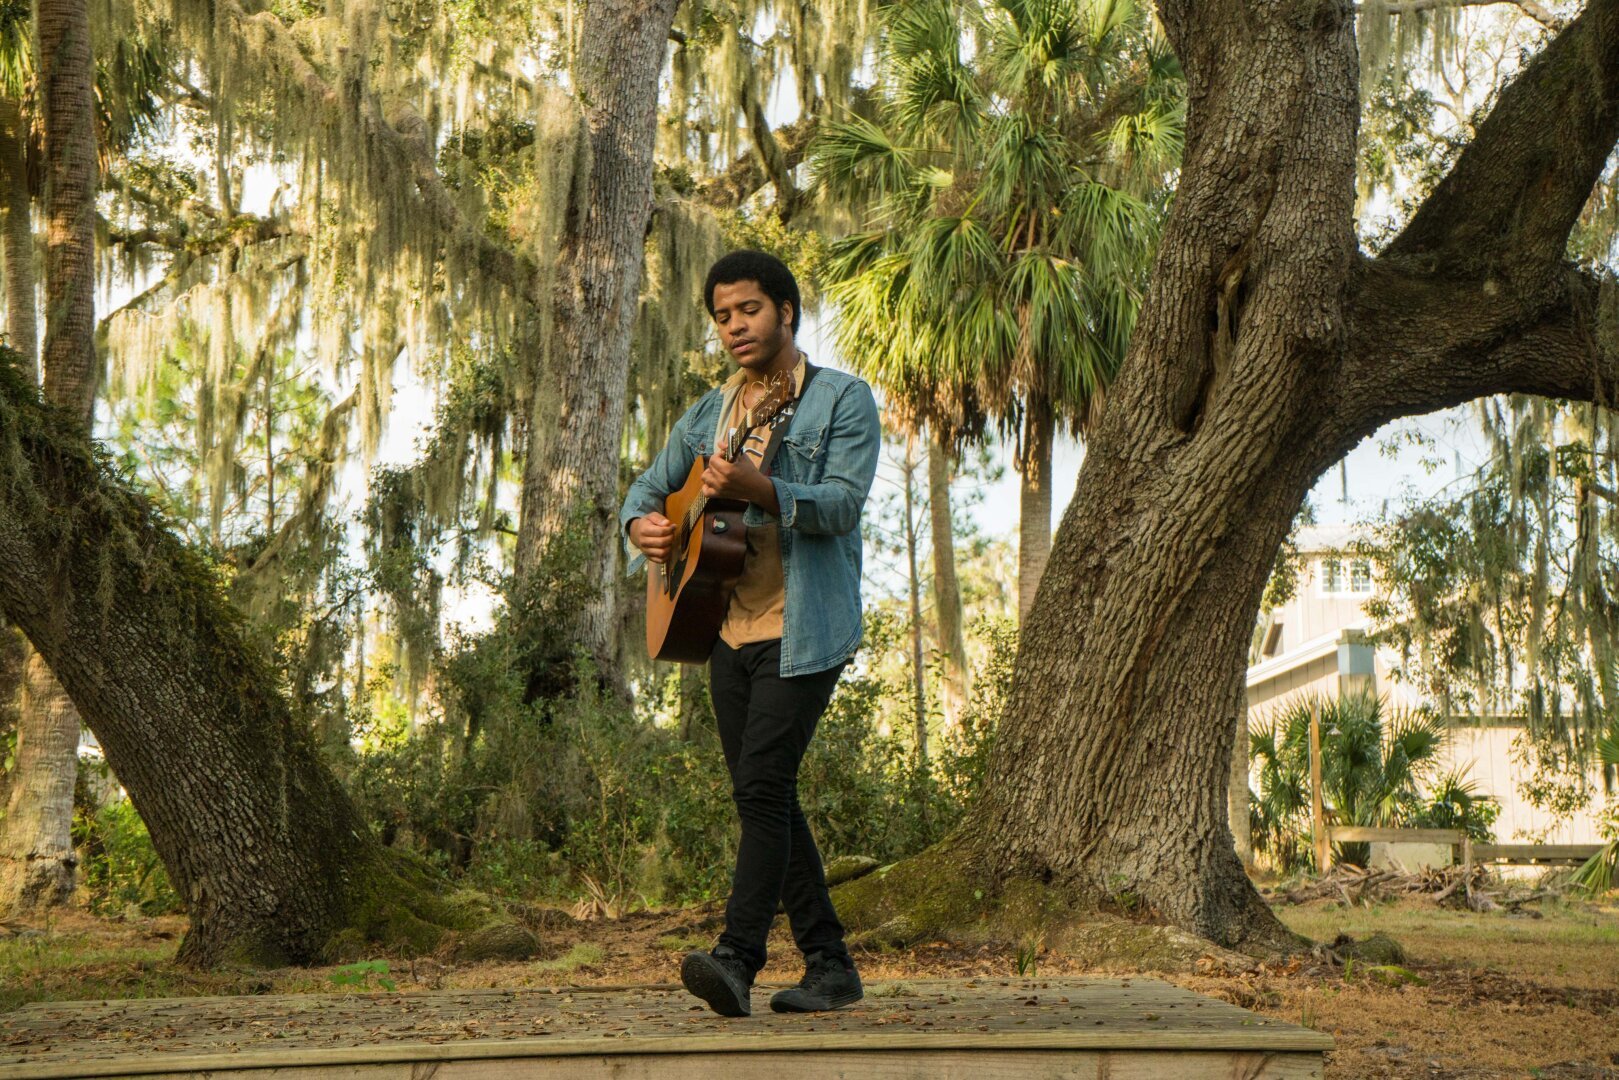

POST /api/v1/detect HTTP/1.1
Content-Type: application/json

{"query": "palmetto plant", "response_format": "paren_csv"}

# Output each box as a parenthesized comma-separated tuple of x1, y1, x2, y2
(811, 0, 1182, 616)
(1249, 691, 1488, 872)
(1571, 720, 1619, 895)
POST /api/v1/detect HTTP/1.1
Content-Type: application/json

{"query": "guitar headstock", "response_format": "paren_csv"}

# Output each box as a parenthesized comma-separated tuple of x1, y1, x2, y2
(741, 370, 794, 433)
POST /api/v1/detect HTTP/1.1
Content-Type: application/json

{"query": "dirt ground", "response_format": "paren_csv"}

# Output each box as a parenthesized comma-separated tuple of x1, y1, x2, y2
(2, 893, 1615, 1079)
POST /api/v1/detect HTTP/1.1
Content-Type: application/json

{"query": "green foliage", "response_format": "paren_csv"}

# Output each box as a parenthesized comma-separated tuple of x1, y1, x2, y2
(1249, 692, 1494, 872)
(348, 556, 1010, 910)
(1363, 398, 1619, 824)
(812, 0, 1182, 447)
(327, 960, 396, 992)
(72, 799, 182, 917)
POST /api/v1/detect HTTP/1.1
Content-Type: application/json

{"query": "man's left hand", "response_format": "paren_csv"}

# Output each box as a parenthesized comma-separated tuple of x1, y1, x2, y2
(702, 452, 776, 509)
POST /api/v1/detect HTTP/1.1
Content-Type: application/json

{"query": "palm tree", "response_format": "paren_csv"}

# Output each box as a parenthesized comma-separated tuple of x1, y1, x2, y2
(812, 0, 1182, 619)
(0, 0, 98, 916)
(0, 0, 35, 373)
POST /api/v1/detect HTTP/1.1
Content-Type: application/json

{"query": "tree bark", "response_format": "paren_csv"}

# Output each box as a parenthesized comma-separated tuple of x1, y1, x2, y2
(514, 0, 682, 674)
(1016, 395, 1054, 623)
(928, 432, 969, 728)
(0, 362, 500, 964)
(952, 0, 1358, 949)
(0, 652, 79, 913)
(929, 0, 1619, 952)
(0, 97, 36, 377)
(36, 0, 97, 419)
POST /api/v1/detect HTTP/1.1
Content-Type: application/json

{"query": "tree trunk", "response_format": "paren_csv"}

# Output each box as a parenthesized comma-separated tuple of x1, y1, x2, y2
(35, 0, 98, 419)
(0, 95, 33, 824)
(0, 363, 497, 964)
(1229, 710, 1252, 871)
(0, 97, 36, 377)
(1016, 395, 1054, 623)
(949, 0, 1363, 951)
(513, 0, 681, 677)
(0, 0, 98, 914)
(676, 664, 709, 743)
(0, 622, 22, 799)
(928, 432, 969, 728)
(917, 0, 1619, 953)
(0, 652, 79, 913)
(903, 434, 927, 765)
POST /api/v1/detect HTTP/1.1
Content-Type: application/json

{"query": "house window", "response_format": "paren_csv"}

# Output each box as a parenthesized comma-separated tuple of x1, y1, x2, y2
(1320, 557, 1373, 595)
(1350, 560, 1372, 592)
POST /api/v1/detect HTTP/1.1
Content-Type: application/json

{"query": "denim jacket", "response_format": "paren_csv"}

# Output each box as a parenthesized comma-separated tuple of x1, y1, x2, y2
(619, 366, 881, 677)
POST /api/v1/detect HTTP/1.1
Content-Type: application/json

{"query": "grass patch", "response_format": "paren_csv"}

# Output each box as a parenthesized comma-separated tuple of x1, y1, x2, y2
(655, 934, 706, 952)
(1278, 898, 1619, 988)
(532, 942, 604, 974)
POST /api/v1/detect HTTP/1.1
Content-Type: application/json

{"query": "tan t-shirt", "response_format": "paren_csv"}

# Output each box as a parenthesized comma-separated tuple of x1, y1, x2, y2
(718, 355, 806, 648)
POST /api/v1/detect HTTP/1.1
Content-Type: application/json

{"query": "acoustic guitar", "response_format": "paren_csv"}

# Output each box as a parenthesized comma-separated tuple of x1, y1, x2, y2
(645, 371, 795, 663)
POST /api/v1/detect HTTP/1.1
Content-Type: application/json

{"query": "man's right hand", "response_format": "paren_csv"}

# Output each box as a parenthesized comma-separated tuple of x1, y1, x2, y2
(629, 512, 678, 564)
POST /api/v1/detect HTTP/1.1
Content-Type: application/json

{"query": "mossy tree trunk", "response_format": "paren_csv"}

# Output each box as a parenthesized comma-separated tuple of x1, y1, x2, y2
(0, 359, 500, 964)
(894, 0, 1619, 953)
(514, 0, 682, 674)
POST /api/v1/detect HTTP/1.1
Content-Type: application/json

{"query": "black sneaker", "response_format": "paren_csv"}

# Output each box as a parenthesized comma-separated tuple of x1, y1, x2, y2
(681, 947, 753, 1017)
(768, 950, 863, 1013)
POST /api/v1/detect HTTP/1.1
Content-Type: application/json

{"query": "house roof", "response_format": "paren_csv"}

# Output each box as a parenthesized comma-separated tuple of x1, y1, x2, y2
(1293, 523, 1372, 555)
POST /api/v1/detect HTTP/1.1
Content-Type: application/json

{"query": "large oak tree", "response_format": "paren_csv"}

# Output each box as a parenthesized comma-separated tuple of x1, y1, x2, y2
(848, 0, 1619, 952)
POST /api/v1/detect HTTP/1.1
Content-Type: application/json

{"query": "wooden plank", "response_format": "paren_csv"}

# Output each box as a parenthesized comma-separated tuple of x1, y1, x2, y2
(1325, 827, 1465, 845)
(125, 1049, 1326, 1080)
(0, 978, 1333, 1078)
(1309, 703, 1328, 872)
(1473, 844, 1605, 863)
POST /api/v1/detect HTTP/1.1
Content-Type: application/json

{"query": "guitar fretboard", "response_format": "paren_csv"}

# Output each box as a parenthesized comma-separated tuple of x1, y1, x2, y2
(676, 386, 797, 545)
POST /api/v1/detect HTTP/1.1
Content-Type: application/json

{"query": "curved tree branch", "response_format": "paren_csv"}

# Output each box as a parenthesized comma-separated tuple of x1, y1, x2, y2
(1386, 0, 1619, 280)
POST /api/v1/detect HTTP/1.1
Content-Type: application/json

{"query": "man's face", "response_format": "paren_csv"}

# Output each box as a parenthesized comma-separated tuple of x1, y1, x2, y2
(710, 280, 792, 371)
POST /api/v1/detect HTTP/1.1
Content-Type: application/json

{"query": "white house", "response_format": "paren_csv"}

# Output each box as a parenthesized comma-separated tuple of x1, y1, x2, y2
(1244, 525, 1608, 846)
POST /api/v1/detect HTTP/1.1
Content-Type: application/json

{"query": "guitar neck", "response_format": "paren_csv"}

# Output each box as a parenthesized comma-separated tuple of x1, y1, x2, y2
(677, 374, 791, 539)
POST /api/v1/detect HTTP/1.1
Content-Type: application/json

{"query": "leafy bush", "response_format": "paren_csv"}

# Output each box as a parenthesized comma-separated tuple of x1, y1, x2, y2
(348, 607, 1010, 911)
(1249, 691, 1496, 871)
(73, 799, 183, 916)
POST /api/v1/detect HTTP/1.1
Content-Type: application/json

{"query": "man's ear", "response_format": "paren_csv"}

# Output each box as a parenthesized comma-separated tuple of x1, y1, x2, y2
(780, 300, 795, 333)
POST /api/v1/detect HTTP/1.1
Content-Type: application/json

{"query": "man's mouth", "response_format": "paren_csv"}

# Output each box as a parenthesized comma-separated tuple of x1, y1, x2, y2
(732, 340, 756, 356)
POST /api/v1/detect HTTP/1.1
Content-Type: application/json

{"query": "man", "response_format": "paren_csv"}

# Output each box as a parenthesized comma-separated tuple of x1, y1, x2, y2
(620, 250, 881, 1017)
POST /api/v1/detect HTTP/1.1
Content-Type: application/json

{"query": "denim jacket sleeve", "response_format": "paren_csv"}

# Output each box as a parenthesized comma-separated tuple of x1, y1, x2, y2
(743, 378, 881, 536)
(618, 405, 701, 577)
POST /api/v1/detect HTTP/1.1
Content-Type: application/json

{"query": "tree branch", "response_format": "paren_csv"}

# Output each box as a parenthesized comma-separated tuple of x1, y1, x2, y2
(1386, 0, 1619, 281)
(698, 115, 820, 214)
(213, 0, 541, 309)
(1334, 260, 1619, 448)
(1358, 0, 1564, 29)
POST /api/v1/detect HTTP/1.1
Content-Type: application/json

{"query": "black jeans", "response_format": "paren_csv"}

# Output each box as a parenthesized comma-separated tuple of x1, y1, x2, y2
(708, 637, 849, 975)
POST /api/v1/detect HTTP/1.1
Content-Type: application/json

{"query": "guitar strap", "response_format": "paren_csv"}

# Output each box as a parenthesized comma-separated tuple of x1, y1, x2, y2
(754, 362, 820, 478)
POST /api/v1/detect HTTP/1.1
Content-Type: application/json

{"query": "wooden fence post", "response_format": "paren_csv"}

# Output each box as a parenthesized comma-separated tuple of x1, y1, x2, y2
(1310, 700, 1330, 874)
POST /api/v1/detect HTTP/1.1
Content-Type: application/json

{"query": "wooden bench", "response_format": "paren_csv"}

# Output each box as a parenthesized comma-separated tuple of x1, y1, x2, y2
(1323, 826, 1604, 870)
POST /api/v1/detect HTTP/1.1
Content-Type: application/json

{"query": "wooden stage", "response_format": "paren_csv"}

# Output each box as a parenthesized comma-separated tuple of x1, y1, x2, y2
(0, 977, 1332, 1079)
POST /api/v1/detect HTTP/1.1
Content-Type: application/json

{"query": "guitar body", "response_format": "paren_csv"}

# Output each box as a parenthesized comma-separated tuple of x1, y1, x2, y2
(645, 456, 750, 663)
